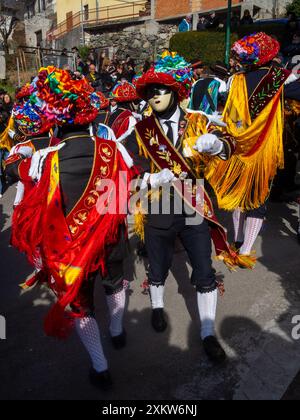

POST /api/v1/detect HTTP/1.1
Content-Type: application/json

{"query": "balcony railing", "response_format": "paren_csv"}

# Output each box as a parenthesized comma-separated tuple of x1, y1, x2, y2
(48, 2, 151, 40)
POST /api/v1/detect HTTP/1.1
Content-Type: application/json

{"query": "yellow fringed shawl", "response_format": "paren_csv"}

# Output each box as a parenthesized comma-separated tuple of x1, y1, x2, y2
(0, 116, 15, 151)
(200, 73, 284, 211)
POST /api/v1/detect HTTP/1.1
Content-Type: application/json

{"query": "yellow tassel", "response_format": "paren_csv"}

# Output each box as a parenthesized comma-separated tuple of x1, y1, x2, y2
(134, 212, 146, 242)
(203, 74, 285, 212)
(216, 250, 256, 271)
(0, 116, 15, 151)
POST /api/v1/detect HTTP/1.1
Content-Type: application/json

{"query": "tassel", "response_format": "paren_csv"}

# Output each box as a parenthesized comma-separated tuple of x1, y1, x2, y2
(134, 212, 146, 242)
(216, 250, 256, 270)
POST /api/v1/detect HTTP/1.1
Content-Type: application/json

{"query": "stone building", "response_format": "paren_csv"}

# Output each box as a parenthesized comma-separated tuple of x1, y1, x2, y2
(23, 0, 57, 48)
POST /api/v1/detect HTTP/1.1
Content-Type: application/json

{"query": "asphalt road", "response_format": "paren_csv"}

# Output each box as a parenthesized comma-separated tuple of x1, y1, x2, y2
(1, 185, 300, 400)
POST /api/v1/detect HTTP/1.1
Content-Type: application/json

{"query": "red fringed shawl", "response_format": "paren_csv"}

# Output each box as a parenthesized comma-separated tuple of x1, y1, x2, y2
(11, 138, 133, 338)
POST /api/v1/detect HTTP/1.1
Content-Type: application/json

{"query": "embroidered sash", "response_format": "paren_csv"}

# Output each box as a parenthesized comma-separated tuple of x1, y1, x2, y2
(66, 138, 117, 239)
(135, 116, 235, 258)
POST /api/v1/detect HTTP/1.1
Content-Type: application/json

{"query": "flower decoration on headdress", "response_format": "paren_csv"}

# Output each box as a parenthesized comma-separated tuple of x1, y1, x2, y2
(154, 51, 193, 93)
(110, 81, 138, 102)
(136, 51, 193, 102)
(13, 66, 103, 135)
(232, 32, 280, 67)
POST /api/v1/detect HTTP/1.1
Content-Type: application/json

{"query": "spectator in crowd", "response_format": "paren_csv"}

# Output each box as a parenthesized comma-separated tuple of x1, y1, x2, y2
(99, 51, 108, 71)
(0, 93, 12, 198)
(286, 12, 299, 42)
(76, 56, 88, 76)
(0, 146, 8, 198)
(0, 94, 12, 134)
(190, 59, 205, 81)
(88, 49, 97, 67)
(240, 9, 253, 25)
(231, 12, 241, 31)
(206, 12, 220, 29)
(143, 59, 152, 73)
(86, 63, 102, 90)
(197, 16, 208, 31)
(125, 54, 135, 69)
(0, 88, 7, 103)
(115, 64, 129, 82)
(61, 48, 68, 57)
(283, 31, 300, 60)
(178, 15, 192, 32)
(72, 46, 80, 56)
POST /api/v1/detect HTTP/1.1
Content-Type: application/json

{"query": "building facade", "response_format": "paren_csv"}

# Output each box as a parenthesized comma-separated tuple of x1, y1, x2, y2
(24, 0, 57, 48)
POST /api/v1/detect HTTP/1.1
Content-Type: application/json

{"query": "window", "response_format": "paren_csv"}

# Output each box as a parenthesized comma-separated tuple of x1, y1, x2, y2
(36, 30, 43, 47)
(84, 5, 89, 21)
(31, 2, 36, 17)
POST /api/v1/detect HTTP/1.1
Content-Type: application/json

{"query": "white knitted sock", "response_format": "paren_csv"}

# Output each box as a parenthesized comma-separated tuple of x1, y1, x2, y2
(106, 288, 126, 337)
(75, 316, 108, 373)
(197, 289, 218, 340)
(150, 285, 165, 309)
(240, 217, 263, 255)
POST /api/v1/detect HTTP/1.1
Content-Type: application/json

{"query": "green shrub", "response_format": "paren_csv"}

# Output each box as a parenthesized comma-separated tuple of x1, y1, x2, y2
(78, 45, 90, 61)
(0, 82, 15, 98)
(169, 31, 239, 64)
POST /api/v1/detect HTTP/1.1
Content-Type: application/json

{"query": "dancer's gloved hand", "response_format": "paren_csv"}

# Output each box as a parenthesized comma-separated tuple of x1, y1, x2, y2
(8, 129, 16, 139)
(149, 168, 177, 188)
(194, 133, 224, 156)
(141, 168, 176, 189)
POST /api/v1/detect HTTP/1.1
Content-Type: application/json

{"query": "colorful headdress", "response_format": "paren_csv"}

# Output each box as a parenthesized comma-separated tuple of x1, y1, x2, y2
(231, 32, 280, 67)
(96, 91, 110, 109)
(136, 51, 193, 102)
(110, 81, 138, 102)
(13, 67, 103, 135)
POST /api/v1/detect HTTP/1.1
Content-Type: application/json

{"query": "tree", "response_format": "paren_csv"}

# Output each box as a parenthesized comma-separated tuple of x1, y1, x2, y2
(286, 0, 300, 16)
(0, 15, 18, 53)
(0, 0, 22, 54)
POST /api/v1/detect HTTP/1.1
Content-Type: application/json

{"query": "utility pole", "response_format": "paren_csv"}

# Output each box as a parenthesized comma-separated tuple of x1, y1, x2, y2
(225, 0, 232, 66)
(81, 0, 85, 46)
(96, 0, 99, 22)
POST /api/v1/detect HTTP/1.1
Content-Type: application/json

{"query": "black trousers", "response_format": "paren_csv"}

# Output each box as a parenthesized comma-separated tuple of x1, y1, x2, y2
(145, 215, 217, 293)
(245, 204, 267, 219)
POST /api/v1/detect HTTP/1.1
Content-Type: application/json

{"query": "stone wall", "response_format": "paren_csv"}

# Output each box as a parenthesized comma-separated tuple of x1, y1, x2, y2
(89, 20, 178, 67)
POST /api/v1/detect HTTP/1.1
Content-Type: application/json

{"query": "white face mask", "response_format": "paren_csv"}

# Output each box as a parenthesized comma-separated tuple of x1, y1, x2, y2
(148, 92, 173, 113)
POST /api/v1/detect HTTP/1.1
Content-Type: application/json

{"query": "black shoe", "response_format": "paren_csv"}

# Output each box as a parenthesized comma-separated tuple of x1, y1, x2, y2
(151, 308, 167, 333)
(203, 336, 227, 365)
(111, 330, 127, 350)
(89, 368, 113, 391)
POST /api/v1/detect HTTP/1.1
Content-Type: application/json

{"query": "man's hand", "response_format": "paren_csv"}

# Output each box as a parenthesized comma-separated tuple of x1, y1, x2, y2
(194, 133, 224, 156)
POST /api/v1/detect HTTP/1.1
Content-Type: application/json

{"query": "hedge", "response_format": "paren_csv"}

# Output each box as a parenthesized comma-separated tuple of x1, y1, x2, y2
(169, 31, 239, 64)
(169, 23, 290, 64)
